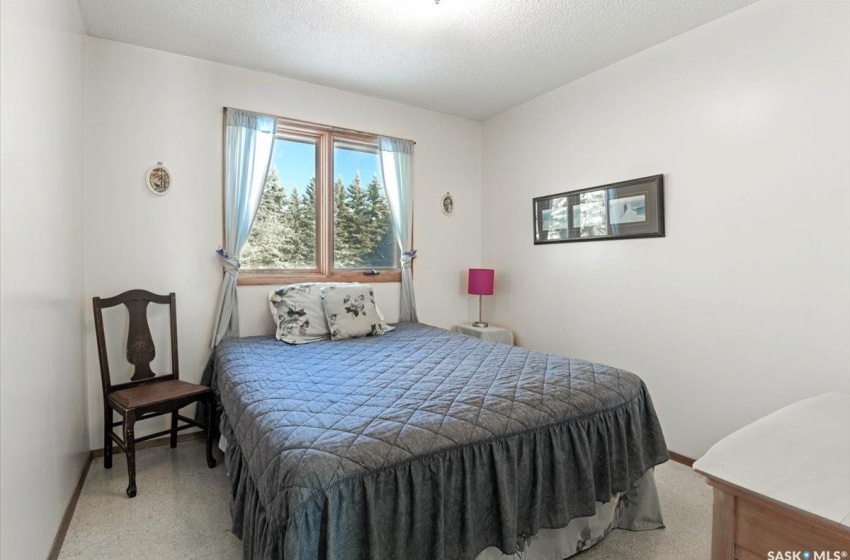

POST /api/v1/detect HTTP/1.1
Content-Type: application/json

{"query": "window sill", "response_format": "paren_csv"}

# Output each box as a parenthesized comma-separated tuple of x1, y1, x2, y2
(237, 271, 402, 286)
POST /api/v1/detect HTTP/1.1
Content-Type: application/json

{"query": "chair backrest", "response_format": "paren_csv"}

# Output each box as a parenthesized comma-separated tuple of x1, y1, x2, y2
(92, 289, 179, 395)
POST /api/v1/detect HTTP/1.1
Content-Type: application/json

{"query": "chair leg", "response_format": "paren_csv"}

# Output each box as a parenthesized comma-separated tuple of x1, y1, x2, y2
(205, 395, 217, 469)
(170, 411, 178, 449)
(123, 410, 137, 498)
(103, 402, 113, 469)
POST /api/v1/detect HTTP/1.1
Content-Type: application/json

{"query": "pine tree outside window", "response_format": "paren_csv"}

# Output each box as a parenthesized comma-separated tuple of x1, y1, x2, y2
(238, 118, 401, 284)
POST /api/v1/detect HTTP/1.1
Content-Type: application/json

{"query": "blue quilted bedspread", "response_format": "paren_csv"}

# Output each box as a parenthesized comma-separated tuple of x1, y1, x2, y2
(212, 322, 667, 560)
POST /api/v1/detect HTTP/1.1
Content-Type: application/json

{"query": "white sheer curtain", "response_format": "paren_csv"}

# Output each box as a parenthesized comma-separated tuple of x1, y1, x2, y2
(210, 108, 277, 346)
(379, 137, 418, 322)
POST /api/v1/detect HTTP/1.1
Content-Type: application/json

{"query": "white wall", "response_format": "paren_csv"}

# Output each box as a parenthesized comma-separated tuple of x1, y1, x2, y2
(481, 1, 850, 459)
(0, 0, 89, 557)
(83, 38, 482, 447)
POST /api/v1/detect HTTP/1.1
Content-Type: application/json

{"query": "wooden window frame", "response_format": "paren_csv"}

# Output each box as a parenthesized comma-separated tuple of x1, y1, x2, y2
(237, 117, 402, 285)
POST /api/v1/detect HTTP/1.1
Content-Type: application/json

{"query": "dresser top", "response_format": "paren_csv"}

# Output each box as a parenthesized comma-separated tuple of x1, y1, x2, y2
(694, 393, 850, 526)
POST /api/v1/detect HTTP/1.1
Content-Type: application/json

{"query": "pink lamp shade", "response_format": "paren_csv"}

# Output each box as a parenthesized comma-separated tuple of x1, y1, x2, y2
(468, 268, 495, 296)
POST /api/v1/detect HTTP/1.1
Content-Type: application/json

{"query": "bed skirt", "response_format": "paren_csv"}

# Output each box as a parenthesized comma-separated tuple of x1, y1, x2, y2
(219, 401, 666, 560)
(221, 423, 664, 560)
(475, 468, 663, 560)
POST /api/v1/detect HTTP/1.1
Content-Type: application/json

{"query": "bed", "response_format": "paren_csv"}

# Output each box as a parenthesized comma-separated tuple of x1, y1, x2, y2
(208, 322, 668, 560)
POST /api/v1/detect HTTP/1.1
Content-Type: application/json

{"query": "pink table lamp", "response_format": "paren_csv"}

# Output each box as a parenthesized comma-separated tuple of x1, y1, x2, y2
(468, 268, 495, 328)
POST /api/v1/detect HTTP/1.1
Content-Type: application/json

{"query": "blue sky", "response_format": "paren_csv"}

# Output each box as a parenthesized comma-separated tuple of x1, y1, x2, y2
(271, 138, 382, 193)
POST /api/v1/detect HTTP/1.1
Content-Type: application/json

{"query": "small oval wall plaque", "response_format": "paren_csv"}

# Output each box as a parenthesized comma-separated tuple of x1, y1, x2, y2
(145, 162, 172, 196)
(441, 192, 454, 216)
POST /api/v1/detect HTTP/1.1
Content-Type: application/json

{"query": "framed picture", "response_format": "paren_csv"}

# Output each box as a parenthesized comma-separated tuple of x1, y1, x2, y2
(441, 192, 454, 216)
(145, 163, 172, 196)
(533, 174, 664, 244)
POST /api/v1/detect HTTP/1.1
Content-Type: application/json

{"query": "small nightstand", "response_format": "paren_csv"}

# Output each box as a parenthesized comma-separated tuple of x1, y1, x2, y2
(450, 323, 514, 346)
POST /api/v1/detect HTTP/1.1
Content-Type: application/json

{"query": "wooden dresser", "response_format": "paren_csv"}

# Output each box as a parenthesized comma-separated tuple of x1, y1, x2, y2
(694, 393, 850, 560)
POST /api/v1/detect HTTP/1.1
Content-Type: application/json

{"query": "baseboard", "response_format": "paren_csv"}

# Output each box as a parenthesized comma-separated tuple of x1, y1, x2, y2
(90, 430, 204, 458)
(47, 453, 92, 560)
(668, 450, 695, 467)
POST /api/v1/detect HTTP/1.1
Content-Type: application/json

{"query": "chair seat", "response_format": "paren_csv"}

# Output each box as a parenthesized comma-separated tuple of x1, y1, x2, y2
(109, 379, 210, 410)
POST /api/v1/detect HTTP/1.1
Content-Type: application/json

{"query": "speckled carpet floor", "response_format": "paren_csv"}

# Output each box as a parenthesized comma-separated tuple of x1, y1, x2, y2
(59, 441, 710, 560)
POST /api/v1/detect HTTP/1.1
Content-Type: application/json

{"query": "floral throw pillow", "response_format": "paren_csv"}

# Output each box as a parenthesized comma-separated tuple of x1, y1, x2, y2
(320, 284, 394, 341)
(268, 284, 332, 345)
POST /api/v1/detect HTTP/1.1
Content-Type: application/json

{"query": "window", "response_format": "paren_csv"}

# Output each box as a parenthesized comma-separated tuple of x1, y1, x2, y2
(239, 119, 400, 284)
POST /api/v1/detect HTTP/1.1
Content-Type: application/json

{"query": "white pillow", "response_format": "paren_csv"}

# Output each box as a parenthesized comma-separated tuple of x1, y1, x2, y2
(320, 284, 394, 341)
(269, 282, 390, 344)
(268, 283, 348, 344)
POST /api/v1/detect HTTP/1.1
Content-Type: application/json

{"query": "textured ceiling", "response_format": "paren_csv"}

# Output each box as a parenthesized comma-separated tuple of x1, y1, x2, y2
(77, 0, 758, 120)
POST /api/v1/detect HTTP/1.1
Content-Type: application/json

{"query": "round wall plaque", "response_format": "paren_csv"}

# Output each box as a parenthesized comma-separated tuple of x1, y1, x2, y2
(145, 162, 172, 196)
(441, 192, 454, 216)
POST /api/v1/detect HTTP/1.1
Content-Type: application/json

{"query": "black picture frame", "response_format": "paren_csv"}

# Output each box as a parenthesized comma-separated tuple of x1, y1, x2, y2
(532, 174, 664, 244)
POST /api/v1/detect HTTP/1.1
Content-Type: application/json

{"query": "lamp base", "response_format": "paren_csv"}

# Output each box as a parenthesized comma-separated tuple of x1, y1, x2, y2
(472, 321, 489, 328)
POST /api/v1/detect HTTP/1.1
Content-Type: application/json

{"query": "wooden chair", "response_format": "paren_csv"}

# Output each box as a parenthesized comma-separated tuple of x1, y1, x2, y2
(93, 289, 216, 498)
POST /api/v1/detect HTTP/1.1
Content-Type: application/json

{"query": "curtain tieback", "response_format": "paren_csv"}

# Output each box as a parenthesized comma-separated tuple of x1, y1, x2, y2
(216, 248, 241, 277)
(401, 250, 418, 268)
